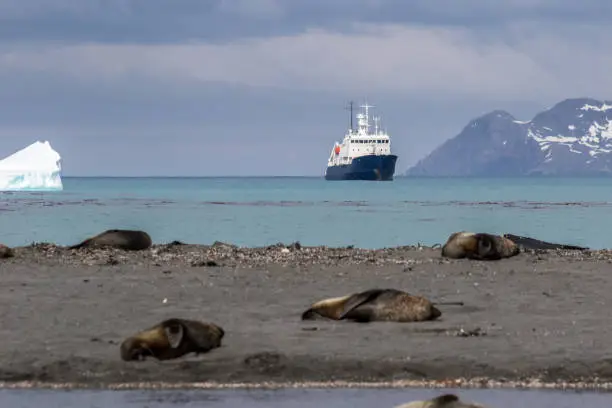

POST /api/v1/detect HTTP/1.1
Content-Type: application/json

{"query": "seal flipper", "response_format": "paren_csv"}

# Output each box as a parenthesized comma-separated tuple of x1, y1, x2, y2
(163, 320, 184, 349)
(341, 303, 378, 322)
(503, 233, 587, 251)
(337, 289, 389, 320)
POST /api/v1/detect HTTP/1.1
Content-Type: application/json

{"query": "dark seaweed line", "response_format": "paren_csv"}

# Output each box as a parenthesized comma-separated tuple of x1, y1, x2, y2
(1, 198, 611, 211)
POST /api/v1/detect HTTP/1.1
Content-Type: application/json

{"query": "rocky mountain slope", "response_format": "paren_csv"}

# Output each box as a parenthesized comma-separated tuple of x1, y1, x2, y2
(406, 98, 612, 176)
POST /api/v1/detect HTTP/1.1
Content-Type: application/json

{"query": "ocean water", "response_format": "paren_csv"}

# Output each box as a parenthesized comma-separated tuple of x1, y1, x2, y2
(1, 176, 612, 249)
(1, 387, 611, 408)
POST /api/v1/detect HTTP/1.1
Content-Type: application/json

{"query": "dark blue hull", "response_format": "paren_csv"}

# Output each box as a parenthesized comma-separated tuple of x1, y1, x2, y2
(325, 154, 398, 181)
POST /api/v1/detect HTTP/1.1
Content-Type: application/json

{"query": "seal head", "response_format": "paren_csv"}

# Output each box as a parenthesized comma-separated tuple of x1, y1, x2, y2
(0, 244, 14, 259)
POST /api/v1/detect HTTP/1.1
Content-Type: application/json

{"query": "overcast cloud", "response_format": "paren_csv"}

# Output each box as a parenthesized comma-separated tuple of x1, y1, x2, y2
(0, 0, 609, 176)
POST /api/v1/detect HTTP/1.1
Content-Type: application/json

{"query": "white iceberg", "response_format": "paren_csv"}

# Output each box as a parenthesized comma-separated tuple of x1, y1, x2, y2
(0, 140, 63, 191)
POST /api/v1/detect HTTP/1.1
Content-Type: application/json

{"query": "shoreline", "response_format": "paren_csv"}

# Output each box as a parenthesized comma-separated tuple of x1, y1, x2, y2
(2, 378, 612, 392)
(2, 243, 612, 391)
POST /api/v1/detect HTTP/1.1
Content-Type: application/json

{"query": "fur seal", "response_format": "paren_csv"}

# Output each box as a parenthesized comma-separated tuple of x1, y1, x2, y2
(0, 244, 14, 258)
(120, 318, 224, 361)
(301, 288, 462, 323)
(441, 231, 519, 260)
(69, 229, 152, 251)
(502, 233, 587, 251)
(394, 393, 488, 408)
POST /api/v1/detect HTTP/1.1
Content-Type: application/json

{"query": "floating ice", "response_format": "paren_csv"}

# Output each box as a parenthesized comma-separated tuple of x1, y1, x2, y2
(0, 141, 63, 191)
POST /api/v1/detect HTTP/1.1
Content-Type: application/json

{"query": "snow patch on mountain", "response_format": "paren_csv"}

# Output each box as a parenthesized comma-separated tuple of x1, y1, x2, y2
(581, 103, 612, 112)
(525, 100, 612, 162)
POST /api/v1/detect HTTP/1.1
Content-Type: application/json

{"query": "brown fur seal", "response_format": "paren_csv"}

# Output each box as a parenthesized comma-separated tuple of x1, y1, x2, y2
(395, 393, 488, 408)
(0, 244, 14, 258)
(441, 231, 519, 260)
(69, 229, 152, 251)
(120, 318, 224, 361)
(301, 288, 462, 323)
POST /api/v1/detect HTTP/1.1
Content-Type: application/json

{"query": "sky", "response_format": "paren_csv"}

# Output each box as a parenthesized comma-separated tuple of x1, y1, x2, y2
(0, 0, 610, 176)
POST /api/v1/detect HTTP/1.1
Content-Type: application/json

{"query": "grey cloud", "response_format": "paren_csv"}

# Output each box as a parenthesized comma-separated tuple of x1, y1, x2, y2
(4, 21, 608, 102)
(0, 0, 610, 44)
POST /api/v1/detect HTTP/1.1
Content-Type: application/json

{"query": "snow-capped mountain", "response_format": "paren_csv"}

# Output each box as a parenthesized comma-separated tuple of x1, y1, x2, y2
(406, 98, 612, 176)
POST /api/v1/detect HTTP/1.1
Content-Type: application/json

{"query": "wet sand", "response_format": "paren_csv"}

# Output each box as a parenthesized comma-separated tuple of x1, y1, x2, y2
(2, 242, 612, 389)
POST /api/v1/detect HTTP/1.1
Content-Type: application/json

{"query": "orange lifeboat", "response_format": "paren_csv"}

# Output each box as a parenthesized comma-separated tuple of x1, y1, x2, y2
(334, 145, 340, 155)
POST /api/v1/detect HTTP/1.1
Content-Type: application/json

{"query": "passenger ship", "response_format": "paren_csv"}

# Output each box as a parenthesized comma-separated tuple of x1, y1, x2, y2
(324, 102, 398, 181)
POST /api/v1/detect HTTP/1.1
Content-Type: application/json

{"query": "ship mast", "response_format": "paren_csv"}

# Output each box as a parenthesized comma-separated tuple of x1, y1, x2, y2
(345, 101, 354, 132)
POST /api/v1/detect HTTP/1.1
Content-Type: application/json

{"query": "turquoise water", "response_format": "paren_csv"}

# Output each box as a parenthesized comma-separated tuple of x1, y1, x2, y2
(1, 176, 612, 249)
(1, 387, 611, 407)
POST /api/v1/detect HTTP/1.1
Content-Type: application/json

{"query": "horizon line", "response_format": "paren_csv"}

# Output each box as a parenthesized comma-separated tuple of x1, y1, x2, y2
(58, 175, 612, 179)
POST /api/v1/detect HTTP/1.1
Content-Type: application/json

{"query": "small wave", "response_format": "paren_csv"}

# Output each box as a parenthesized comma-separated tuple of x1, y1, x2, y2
(111, 197, 175, 204)
(1, 197, 610, 211)
(405, 200, 612, 209)
(0, 197, 179, 210)
(201, 200, 373, 208)
(203, 201, 315, 207)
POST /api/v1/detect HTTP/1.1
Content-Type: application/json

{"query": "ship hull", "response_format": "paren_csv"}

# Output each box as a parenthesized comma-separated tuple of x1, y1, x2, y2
(325, 154, 398, 181)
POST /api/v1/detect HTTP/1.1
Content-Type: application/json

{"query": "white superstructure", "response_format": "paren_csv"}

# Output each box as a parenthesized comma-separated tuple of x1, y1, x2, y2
(327, 102, 393, 167)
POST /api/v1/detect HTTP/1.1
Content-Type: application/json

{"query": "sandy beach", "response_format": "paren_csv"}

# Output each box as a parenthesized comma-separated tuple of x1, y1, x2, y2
(1, 241, 612, 389)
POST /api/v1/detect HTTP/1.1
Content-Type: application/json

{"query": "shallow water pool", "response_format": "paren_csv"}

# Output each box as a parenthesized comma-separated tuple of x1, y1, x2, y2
(2, 387, 612, 407)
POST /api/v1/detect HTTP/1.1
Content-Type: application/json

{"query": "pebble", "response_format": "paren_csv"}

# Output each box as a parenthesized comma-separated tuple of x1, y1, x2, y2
(2, 377, 612, 391)
(3, 241, 598, 268)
